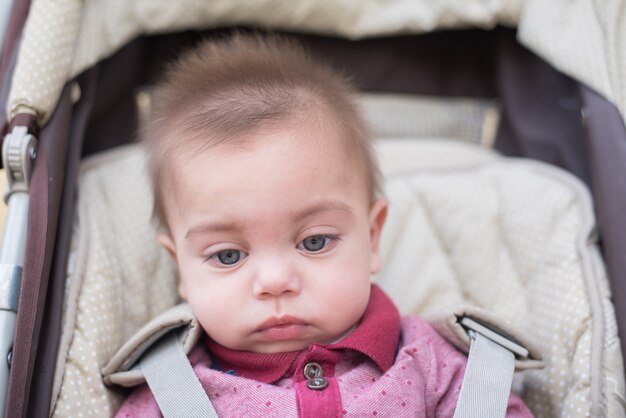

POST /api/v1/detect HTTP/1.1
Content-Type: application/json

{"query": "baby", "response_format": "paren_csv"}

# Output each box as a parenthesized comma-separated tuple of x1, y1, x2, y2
(116, 34, 533, 417)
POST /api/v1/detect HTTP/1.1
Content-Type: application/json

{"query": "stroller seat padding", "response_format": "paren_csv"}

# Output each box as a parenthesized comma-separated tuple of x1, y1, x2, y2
(51, 140, 624, 417)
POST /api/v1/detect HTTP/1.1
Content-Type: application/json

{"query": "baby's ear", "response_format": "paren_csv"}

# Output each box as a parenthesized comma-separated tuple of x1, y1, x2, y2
(157, 233, 188, 300)
(177, 280, 188, 301)
(157, 233, 177, 260)
(368, 198, 388, 274)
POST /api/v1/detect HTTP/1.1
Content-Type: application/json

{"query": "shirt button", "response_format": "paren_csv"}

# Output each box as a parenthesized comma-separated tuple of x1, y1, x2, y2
(303, 362, 323, 379)
(303, 362, 328, 390)
(306, 376, 329, 390)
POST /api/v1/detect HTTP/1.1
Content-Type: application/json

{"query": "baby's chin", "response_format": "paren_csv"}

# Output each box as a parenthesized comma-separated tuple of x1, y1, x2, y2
(242, 334, 333, 354)
(248, 340, 314, 354)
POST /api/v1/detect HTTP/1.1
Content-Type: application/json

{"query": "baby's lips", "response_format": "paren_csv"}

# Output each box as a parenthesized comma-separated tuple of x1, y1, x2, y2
(255, 315, 309, 332)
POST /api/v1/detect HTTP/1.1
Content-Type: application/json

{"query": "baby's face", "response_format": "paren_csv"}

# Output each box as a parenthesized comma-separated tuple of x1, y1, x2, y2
(159, 122, 387, 353)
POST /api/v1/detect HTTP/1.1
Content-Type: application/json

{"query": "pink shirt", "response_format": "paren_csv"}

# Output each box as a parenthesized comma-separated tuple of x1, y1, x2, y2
(116, 286, 534, 417)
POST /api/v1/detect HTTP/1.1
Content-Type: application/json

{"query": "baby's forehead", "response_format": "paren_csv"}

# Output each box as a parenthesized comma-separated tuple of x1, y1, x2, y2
(170, 107, 359, 162)
(162, 119, 371, 196)
(158, 121, 373, 231)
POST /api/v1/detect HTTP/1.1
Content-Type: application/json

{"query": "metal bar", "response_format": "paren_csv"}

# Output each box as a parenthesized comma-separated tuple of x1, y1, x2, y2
(0, 194, 29, 417)
(0, 124, 35, 418)
(0, 193, 28, 265)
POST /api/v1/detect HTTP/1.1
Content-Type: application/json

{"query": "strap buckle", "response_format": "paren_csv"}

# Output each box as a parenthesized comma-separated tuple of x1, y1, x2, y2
(454, 316, 523, 418)
(460, 317, 529, 359)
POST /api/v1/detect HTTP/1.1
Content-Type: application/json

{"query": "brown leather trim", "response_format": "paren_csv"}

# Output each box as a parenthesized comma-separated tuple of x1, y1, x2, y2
(580, 86, 626, 369)
(494, 32, 590, 187)
(26, 69, 98, 418)
(9, 114, 39, 137)
(3, 144, 48, 418)
(5, 84, 73, 418)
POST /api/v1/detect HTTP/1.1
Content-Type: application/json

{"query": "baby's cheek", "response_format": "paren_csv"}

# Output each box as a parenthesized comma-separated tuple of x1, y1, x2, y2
(330, 258, 371, 296)
(195, 304, 228, 344)
(192, 282, 241, 342)
(320, 264, 370, 324)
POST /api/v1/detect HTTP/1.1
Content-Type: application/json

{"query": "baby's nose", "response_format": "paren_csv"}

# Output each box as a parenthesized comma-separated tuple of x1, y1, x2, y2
(252, 257, 301, 298)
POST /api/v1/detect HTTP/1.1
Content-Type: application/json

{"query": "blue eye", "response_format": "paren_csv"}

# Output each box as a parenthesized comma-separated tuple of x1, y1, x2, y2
(298, 235, 336, 253)
(210, 249, 245, 266)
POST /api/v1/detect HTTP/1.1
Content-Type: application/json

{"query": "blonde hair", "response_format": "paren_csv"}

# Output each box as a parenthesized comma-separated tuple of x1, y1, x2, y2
(144, 34, 381, 229)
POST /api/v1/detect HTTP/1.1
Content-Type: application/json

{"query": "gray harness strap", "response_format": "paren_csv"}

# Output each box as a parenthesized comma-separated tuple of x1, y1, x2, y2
(140, 331, 218, 418)
(453, 328, 517, 418)
(140, 319, 523, 418)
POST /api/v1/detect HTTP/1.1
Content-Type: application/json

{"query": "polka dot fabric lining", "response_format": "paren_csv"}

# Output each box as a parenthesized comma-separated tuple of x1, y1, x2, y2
(51, 141, 624, 417)
(52, 146, 179, 417)
(7, 0, 80, 123)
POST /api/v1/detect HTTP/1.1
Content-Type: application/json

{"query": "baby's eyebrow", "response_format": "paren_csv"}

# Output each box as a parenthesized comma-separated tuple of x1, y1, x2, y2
(291, 200, 354, 221)
(185, 222, 238, 240)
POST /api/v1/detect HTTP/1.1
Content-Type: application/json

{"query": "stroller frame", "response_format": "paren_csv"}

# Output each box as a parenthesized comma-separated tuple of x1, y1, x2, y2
(0, 2, 625, 417)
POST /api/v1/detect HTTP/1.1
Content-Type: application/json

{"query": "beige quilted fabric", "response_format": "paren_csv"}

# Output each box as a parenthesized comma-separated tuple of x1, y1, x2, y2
(375, 160, 624, 418)
(6, 1, 626, 125)
(51, 140, 624, 417)
(7, 0, 80, 122)
(52, 146, 179, 416)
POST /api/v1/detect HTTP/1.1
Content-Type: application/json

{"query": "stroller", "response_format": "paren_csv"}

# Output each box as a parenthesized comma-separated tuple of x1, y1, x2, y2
(0, 1, 625, 417)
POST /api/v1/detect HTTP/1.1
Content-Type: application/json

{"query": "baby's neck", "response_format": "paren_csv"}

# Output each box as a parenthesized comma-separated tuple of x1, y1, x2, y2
(327, 324, 358, 345)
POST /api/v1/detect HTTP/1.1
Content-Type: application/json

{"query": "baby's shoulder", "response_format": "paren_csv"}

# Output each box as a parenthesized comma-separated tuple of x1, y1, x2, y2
(398, 314, 466, 361)
(399, 314, 441, 341)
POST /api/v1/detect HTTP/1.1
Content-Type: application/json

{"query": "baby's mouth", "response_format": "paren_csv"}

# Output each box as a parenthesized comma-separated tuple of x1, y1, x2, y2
(255, 316, 310, 341)
(256, 315, 308, 331)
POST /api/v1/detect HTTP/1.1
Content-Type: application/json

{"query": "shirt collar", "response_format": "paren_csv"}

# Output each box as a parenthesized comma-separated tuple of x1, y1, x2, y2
(206, 284, 400, 383)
